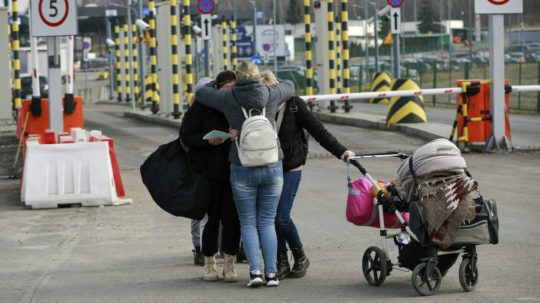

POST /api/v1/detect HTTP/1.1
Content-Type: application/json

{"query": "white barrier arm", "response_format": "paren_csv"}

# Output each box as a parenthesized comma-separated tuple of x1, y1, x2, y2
(300, 85, 540, 103)
(300, 87, 463, 102)
(66, 36, 74, 95)
(30, 37, 41, 98)
(512, 85, 540, 93)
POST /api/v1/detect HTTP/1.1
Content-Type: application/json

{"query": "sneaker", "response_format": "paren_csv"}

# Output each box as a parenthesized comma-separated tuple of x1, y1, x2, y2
(246, 270, 264, 288)
(265, 272, 279, 287)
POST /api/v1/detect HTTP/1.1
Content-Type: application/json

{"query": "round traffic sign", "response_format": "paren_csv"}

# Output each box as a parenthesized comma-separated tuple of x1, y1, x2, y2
(197, 0, 216, 14)
(38, 0, 69, 27)
(387, 0, 404, 8)
(487, 0, 510, 4)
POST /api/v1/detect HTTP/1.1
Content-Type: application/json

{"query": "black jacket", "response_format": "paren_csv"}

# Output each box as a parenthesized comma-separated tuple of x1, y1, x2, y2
(180, 101, 231, 182)
(278, 97, 347, 172)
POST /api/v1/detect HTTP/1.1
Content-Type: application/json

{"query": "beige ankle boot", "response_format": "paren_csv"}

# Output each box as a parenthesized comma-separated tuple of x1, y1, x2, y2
(203, 256, 219, 281)
(222, 254, 239, 283)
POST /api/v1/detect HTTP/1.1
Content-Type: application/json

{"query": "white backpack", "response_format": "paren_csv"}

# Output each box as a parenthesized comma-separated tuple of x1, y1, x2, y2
(236, 107, 279, 167)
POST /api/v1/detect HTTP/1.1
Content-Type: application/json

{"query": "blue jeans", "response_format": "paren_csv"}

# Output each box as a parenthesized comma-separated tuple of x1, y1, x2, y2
(276, 170, 303, 253)
(230, 161, 283, 273)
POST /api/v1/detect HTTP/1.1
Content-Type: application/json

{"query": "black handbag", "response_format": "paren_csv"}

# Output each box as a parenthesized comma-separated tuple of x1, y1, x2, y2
(140, 139, 210, 219)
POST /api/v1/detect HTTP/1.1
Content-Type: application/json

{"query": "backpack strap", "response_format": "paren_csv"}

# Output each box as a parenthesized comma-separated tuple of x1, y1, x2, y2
(276, 105, 286, 133)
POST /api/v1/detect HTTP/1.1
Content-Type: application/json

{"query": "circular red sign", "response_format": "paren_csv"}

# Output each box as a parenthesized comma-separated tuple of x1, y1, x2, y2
(387, 0, 404, 8)
(197, 0, 216, 14)
(487, 0, 510, 5)
(38, 0, 69, 27)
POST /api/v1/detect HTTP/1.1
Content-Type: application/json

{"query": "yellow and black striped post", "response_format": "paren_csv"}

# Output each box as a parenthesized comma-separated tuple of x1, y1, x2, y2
(304, 0, 314, 97)
(123, 23, 132, 102)
(170, 0, 181, 118)
(370, 72, 392, 104)
(230, 18, 237, 70)
(221, 18, 228, 71)
(114, 22, 123, 102)
(335, 13, 341, 94)
(11, 0, 21, 110)
(386, 79, 427, 127)
(340, 0, 352, 112)
(327, 0, 338, 112)
(149, 0, 159, 113)
(131, 24, 140, 103)
(182, 0, 193, 106)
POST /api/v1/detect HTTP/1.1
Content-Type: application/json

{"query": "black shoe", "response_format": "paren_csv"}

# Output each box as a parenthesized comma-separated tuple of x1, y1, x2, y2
(277, 251, 290, 279)
(246, 270, 264, 288)
(193, 246, 204, 266)
(265, 272, 279, 287)
(288, 248, 310, 278)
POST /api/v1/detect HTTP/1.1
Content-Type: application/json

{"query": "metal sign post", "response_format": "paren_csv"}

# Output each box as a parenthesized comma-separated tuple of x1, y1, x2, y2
(201, 14, 212, 76)
(475, 0, 523, 151)
(30, 0, 78, 135)
(198, 0, 214, 77)
(390, 7, 401, 78)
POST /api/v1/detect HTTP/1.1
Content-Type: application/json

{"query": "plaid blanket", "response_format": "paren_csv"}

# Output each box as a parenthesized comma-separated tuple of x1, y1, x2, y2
(418, 175, 478, 249)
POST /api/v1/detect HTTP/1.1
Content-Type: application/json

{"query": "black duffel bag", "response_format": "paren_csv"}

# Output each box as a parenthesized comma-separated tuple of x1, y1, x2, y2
(140, 139, 210, 219)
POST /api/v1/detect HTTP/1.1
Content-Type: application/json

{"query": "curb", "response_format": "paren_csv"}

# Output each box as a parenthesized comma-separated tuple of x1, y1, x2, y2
(125, 109, 448, 143)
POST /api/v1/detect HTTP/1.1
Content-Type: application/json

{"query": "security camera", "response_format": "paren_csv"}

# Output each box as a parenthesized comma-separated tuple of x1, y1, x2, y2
(136, 19, 150, 30)
(106, 38, 115, 47)
(192, 25, 202, 35)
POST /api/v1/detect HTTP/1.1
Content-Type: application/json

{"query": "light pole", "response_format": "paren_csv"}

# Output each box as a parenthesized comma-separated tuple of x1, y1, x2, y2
(371, 1, 379, 73)
(249, 1, 258, 56)
(273, 0, 277, 72)
(126, 0, 135, 110)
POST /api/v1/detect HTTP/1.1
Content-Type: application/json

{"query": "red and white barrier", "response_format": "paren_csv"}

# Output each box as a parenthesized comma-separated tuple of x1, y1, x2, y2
(299, 85, 540, 103)
(21, 128, 131, 209)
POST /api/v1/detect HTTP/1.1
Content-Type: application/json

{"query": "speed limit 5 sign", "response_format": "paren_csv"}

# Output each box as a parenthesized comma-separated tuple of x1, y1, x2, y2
(30, 0, 78, 37)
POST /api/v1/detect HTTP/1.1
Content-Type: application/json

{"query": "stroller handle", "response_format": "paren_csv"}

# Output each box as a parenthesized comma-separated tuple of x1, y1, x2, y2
(347, 152, 409, 160)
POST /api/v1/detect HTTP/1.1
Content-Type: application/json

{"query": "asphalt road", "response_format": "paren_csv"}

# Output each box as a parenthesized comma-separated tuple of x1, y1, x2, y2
(1, 103, 539, 303)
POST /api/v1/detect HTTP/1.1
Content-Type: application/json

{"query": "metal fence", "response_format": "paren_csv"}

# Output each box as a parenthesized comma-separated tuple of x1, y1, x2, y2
(352, 62, 540, 112)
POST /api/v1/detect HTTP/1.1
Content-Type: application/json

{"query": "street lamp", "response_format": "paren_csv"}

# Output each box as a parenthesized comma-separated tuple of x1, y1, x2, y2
(249, 1, 258, 56)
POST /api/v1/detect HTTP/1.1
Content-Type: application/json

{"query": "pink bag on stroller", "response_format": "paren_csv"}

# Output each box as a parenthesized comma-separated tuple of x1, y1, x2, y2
(346, 178, 409, 228)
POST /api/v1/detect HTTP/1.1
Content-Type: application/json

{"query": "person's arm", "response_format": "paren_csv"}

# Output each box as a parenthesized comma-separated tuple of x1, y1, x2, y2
(179, 102, 212, 150)
(268, 79, 295, 105)
(294, 98, 350, 159)
(195, 82, 229, 112)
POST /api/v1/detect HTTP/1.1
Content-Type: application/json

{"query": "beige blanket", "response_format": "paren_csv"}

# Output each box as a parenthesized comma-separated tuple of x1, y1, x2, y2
(418, 175, 478, 249)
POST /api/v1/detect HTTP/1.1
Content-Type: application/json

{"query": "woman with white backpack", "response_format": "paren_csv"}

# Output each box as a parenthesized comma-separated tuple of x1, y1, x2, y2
(195, 61, 295, 288)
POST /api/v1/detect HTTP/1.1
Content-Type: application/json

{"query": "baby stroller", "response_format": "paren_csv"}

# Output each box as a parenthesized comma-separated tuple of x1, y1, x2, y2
(345, 139, 499, 296)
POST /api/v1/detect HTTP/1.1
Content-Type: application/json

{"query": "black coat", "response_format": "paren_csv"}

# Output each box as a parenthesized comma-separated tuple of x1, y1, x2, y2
(278, 97, 347, 172)
(180, 101, 231, 182)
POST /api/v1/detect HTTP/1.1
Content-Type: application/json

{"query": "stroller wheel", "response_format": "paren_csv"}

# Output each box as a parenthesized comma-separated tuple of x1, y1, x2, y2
(362, 246, 388, 286)
(459, 258, 479, 292)
(411, 262, 442, 296)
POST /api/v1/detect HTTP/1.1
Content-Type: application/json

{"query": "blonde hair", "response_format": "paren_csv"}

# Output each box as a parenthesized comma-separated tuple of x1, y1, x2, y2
(235, 61, 260, 81)
(260, 70, 278, 86)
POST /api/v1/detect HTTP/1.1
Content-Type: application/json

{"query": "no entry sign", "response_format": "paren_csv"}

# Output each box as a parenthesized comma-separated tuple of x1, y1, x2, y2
(475, 0, 523, 14)
(30, 0, 78, 37)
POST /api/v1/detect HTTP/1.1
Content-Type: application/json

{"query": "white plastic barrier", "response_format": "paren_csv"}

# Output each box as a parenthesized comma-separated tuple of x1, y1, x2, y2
(21, 141, 132, 209)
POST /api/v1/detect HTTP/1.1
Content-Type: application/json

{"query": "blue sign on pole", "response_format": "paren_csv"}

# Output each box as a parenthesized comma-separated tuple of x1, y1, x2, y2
(387, 0, 404, 8)
(251, 54, 262, 66)
(197, 0, 216, 14)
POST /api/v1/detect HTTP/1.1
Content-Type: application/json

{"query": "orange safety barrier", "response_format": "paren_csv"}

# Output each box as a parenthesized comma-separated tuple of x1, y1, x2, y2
(452, 80, 511, 149)
(16, 96, 84, 138)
